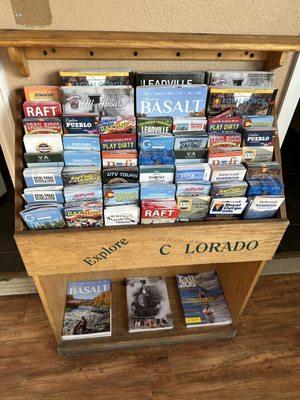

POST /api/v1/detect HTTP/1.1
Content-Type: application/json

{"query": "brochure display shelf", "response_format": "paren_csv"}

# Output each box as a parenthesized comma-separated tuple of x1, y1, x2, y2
(4, 30, 299, 356)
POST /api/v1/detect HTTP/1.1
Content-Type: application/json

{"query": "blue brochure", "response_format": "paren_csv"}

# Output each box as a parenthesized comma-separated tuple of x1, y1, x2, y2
(64, 151, 101, 166)
(140, 183, 176, 200)
(63, 135, 100, 151)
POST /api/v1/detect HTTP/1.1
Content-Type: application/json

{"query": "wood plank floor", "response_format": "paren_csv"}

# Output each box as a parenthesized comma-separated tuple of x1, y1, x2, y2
(0, 274, 299, 400)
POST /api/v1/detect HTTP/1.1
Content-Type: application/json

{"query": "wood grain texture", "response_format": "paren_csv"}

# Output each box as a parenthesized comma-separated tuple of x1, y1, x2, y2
(24, 47, 268, 62)
(15, 219, 288, 275)
(0, 30, 300, 51)
(6, 47, 30, 77)
(0, 274, 299, 400)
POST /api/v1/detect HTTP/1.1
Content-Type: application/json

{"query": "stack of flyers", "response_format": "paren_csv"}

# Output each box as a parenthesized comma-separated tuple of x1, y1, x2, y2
(102, 150, 138, 167)
(24, 86, 61, 102)
(63, 135, 100, 151)
(104, 205, 140, 226)
(242, 128, 276, 147)
(207, 71, 274, 87)
(23, 167, 63, 187)
(176, 182, 211, 197)
(208, 147, 243, 165)
(62, 167, 101, 186)
(23, 101, 62, 118)
(140, 183, 176, 200)
(207, 87, 277, 117)
(242, 115, 274, 129)
(207, 116, 242, 135)
(173, 132, 208, 150)
(135, 71, 206, 86)
(242, 146, 274, 162)
(246, 178, 283, 196)
(20, 204, 65, 230)
(101, 133, 136, 151)
(136, 85, 208, 117)
(61, 114, 99, 135)
(139, 151, 175, 166)
(245, 161, 281, 180)
(103, 184, 139, 206)
(208, 133, 242, 148)
(102, 167, 139, 184)
(59, 70, 132, 86)
(99, 116, 136, 134)
(60, 86, 135, 117)
(22, 117, 63, 135)
(23, 134, 63, 154)
(211, 181, 248, 198)
(22, 186, 64, 204)
(176, 195, 210, 221)
(173, 116, 207, 132)
(210, 165, 246, 182)
(244, 195, 285, 219)
(139, 165, 174, 184)
(64, 185, 102, 203)
(174, 149, 208, 164)
(141, 199, 179, 224)
(137, 117, 173, 134)
(24, 153, 64, 168)
(175, 164, 211, 183)
(64, 201, 103, 228)
(139, 133, 174, 152)
(209, 197, 248, 219)
(64, 151, 101, 167)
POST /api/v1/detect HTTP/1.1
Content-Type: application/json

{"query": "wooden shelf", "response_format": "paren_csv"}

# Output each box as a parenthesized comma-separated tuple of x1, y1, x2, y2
(1, 30, 300, 76)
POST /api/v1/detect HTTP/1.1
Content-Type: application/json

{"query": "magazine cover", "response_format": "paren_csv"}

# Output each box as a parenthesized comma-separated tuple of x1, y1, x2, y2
(207, 71, 274, 87)
(136, 85, 208, 117)
(176, 271, 232, 327)
(135, 72, 206, 86)
(126, 277, 173, 332)
(207, 87, 277, 117)
(59, 70, 132, 86)
(62, 279, 111, 340)
(61, 86, 134, 116)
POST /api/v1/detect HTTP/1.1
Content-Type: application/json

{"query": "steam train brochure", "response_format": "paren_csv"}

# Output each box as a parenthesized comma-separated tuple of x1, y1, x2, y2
(126, 277, 173, 332)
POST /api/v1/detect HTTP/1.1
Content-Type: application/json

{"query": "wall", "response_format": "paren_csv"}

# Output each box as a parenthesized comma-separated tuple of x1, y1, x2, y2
(0, 0, 299, 179)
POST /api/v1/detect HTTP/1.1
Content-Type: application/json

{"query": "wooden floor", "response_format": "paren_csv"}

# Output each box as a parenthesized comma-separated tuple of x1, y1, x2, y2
(1, 274, 300, 400)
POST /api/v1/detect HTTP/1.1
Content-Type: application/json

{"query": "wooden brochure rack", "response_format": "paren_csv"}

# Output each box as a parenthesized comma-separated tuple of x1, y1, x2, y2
(2, 30, 299, 356)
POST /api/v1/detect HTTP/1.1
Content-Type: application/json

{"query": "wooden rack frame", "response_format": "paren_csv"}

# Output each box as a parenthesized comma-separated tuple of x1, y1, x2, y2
(6, 30, 299, 356)
(1, 30, 300, 76)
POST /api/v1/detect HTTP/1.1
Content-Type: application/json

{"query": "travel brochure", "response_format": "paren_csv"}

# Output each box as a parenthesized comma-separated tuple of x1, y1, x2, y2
(19, 69, 284, 230)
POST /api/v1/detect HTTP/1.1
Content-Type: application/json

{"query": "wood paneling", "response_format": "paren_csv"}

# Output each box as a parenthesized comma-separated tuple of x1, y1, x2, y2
(0, 274, 299, 400)
(0, 30, 300, 51)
